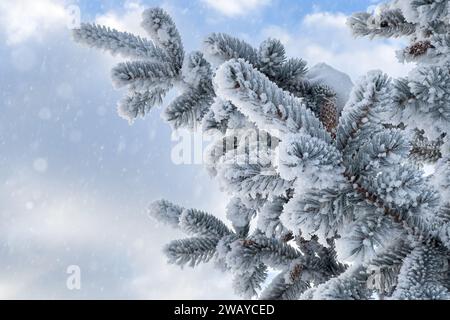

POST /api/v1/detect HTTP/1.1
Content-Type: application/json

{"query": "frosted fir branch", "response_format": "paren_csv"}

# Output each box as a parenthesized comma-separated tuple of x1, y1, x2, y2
(202, 109, 227, 134)
(232, 264, 268, 299)
(367, 265, 401, 297)
(203, 134, 237, 176)
(366, 240, 413, 295)
(368, 240, 413, 270)
(226, 197, 256, 237)
(203, 35, 333, 120)
(217, 229, 337, 299)
(275, 65, 338, 126)
(296, 236, 347, 279)
(180, 208, 232, 239)
(141, 8, 184, 69)
(344, 165, 444, 248)
(117, 87, 168, 123)
(335, 213, 404, 264)
(364, 164, 438, 213)
(276, 76, 339, 138)
(211, 99, 249, 131)
(257, 38, 287, 78)
(437, 204, 450, 225)
(181, 51, 213, 88)
(148, 199, 184, 228)
(423, 34, 450, 61)
(350, 129, 410, 176)
(257, 197, 291, 239)
(227, 234, 300, 271)
(206, 128, 280, 187)
(273, 58, 308, 93)
(164, 237, 219, 267)
(390, 77, 412, 118)
(111, 61, 177, 91)
(348, 10, 416, 39)
(300, 266, 370, 300)
(397, 62, 450, 139)
(72, 23, 170, 61)
(277, 133, 345, 190)
(439, 222, 450, 252)
(259, 270, 309, 300)
(75, 2, 450, 300)
(259, 240, 346, 300)
(431, 157, 450, 201)
(215, 59, 331, 142)
(367, 264, 401, 299)
(336, 71, 391, 155)
(203, 33, 258, 67)
(392, 244, 450, 300)
(202, 98, 248, 134)
(281, 186, 357, 245)
(202, 127, 269, 177)
(153, 198, 347, 299)
(164, 51, 215, 129)
(436, 209, 450, 251)
(163, 85, 214, 129)
(403, 0, 449, 24)
(218, 160, 294, 200)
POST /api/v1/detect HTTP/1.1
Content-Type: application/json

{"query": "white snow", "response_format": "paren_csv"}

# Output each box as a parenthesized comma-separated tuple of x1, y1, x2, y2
(157, 27, 171, 44)
(307, 63, 354, 112)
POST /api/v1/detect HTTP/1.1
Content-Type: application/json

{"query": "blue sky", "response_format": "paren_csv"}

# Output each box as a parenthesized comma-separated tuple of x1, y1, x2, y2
(0, 0, 413, 299)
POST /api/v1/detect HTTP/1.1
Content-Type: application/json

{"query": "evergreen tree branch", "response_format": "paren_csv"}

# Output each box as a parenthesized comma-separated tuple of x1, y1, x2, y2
(203, 33, 258, 66)
(164, 237, 219, 267)
(111, 61, 177, 91)
(215, 59, 332, 142)
(180, 208, 233, 239)
(141, 8, 184, 69)
(73, 23, 169, 61)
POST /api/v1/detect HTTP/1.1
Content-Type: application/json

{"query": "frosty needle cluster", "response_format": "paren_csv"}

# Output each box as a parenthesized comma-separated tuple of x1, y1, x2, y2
(74, 1, 450, 300)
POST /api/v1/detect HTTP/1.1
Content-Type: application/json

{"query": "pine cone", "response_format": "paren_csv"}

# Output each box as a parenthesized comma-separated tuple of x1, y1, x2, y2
(281, 231, 294, 242)
(320, 98, 338, 138)
(241, 239, 256, 247)
(410, 130, 444, 163)
(289, 264, 303, 282)
(406, 40, 434, 57)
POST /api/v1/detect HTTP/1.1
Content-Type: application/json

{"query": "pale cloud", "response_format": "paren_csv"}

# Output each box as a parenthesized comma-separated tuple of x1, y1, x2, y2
(261, 25, 293, 45)
(201, 0, 271, 17)
(0, 0, 75, 45)
(302, 11, 348, 29)
(262, 11, 413, 80)
(95, 1, 147, 37)
(0, 279, 22, 299)
(2, 171, 120, 246)
(0, 167, 236, 299)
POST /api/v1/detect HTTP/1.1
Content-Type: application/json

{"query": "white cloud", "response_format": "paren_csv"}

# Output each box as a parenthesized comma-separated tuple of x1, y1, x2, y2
(0, 167, 236, 299)
(201, 0, 271, 17)
(0, 0, 74, 45)
(261, 25, 292, 45)
(262, 11, 413, 80)
(302, 11, 348, 29)
(95, 1, 147, 37)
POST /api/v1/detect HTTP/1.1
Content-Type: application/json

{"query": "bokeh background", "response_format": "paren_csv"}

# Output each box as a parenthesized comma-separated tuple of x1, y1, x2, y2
(0, 0, 412, 299)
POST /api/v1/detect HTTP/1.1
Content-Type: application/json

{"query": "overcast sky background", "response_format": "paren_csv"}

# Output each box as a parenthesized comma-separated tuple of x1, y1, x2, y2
(0, 0, 413, 299)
